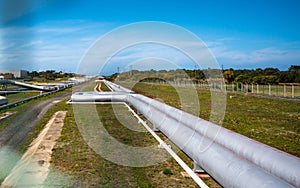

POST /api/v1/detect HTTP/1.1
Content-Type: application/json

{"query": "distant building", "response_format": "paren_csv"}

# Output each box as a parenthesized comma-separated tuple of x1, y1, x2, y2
(0, 73, 14, 79)
(0, 70, 28, 79)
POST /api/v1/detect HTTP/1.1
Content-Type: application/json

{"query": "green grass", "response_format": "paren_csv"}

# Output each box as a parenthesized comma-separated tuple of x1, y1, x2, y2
(3, 92, 40, 103)
(223, 94, 300, 156)
(81, 83, 95, 92)
(142, 81, 300, 98)
(198, 83, 300, 98)
(81, 81, 112, 92)
(100, 82, 112, 91)
(45, 103, 206, 187)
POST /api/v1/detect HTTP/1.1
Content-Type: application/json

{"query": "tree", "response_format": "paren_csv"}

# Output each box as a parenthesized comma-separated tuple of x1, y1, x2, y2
(253, 76, 265, 84)
(253, 75, 278, 84)
(264, 75, 279, 84)
(223, 70, 234, 83)
(234, 74, 251, 83)
(263, 68, 279, 75)
(29, 71, 39, 77)
(278, 72, 295, 83)
(288, 65, 300, 72)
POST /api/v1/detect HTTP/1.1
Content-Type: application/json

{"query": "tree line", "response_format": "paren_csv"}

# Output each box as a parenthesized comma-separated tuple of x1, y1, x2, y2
(106, 65, 300, 85)
(222, 66, 300, 84)
(28, 70, 76, 81)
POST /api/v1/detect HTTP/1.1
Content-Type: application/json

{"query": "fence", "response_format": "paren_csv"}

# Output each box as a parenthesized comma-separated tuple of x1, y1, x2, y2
(141, 80, 300, 98)
(210, 83, 300, 98)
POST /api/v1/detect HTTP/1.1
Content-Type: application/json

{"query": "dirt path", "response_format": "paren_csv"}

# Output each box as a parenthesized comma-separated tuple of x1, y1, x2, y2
(0, 95, 66, 150)
(1, 111, 67, 188)
(94, 82, 103, 92)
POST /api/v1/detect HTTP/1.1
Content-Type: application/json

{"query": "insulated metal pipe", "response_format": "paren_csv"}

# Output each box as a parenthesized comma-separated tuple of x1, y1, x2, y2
(126, 94, 293, 188)
(103, 80, 300, 187)
(71, 91, 131, 102)
(130, 93, 300, 188)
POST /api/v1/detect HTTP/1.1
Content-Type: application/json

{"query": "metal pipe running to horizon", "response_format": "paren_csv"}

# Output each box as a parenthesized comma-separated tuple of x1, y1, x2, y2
(70, 80, 300, 188)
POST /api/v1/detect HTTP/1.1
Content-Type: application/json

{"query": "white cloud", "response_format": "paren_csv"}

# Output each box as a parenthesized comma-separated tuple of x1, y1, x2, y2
(35, 27, 80, 34)
(0, 42, 15, 50)
(20, 41, 43, 48)
(207, 36, 300, 69)
(0, 26, 34, 36)
(0, 20, 110, 72)
(213, 46, 300, 64)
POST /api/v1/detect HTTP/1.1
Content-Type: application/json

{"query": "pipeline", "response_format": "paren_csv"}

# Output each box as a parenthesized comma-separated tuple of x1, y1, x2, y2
(70, 80, 300, 187)
(1, 80, 55, 91)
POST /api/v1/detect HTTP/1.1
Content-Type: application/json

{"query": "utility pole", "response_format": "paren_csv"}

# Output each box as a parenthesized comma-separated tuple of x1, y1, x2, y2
(130, 65, 133, 76)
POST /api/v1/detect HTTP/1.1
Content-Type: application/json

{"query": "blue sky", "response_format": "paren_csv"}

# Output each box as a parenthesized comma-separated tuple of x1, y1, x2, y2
(0, 0, 299, 75)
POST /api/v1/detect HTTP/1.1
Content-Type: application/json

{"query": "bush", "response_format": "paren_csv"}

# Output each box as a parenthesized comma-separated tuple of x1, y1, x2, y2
(163, 169, 173, 176)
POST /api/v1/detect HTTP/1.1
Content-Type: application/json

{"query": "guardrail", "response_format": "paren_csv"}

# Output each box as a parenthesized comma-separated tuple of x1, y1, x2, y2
(0, 89, 62, 111)
(70, 80, 300, 188)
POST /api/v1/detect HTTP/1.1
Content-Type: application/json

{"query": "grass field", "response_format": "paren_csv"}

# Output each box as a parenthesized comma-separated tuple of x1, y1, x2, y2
(46, 81, 299, 187)
(224, 83, 300, 98)
(2, 92, 40, 103)
(45, 103, 216, 187)
(81, 81, 111, 92)
(142, 81, 300, 98)
(6, 81, 299, 187)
